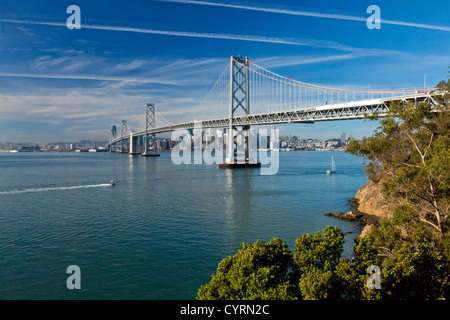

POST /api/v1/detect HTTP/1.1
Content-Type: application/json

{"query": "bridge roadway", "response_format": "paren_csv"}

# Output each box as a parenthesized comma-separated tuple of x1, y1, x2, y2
(109, 92, 437, 146)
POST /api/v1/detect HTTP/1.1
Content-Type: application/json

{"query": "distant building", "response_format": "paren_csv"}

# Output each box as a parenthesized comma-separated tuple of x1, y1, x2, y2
(168, 140, 178, 150)
(18, 146, 41, 152)
(160, 139, 169, 150)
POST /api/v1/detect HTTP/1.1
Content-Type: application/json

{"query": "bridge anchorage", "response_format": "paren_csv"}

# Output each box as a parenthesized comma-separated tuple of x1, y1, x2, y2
(220, 56, 260, 169)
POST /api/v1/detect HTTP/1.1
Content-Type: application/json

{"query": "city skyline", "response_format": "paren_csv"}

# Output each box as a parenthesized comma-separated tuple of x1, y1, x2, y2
(0, 130, 353, 148)
(0, 0, 449, 143)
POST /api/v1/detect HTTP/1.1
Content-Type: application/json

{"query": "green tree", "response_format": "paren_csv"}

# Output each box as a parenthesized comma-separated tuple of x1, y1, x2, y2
(379, 230, 449, 299)
(293, 226, 344, 273)
(347, 79, 450, 241)
(198, 226, 381, 300)
(294, 226, 381, 300)
(294, 226, 344, 299)
(365, 212, 450, 299)
(197, 238, 296, 300)
(346, 72, 450, 298)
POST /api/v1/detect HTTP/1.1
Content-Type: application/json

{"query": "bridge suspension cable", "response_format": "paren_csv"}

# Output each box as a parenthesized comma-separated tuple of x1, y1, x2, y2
(113, 56, 439, 139)
(154, 106, 174, 127)
(176, 60, 231, 124)
(230, 58, 438, 115)
(109, 55, 442, 151)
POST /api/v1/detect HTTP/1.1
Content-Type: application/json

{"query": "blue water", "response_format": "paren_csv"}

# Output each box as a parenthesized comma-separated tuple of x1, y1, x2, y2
(0, 151, 367, 299)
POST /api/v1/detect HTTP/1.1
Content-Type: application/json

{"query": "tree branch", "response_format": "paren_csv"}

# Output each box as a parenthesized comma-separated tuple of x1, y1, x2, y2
(410, 182, 435, 201)
(418, 216, 440, 232)
(402, 163, 422, 169)
(423, 132, 434, 159)
(405, 132, 426, 165)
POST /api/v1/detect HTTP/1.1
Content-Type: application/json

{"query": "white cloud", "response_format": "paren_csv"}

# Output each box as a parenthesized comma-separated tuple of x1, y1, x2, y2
(114, 60, 146, 72)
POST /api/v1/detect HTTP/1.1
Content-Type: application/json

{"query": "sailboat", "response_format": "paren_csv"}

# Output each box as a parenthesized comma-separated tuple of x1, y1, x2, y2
(327, 156, 336, 174)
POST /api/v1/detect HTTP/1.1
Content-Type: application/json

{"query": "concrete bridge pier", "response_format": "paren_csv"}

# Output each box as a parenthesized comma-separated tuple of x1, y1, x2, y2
(129, 132, 140, 155)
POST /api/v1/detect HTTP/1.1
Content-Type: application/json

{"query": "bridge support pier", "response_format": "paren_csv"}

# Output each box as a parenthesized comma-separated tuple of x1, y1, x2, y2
(129, 132, 140, 155)
(219, 56, 260, 169)
(142, 103, 160, 157)
(219, 162, 261, 168)
(142, 153, 160, 157)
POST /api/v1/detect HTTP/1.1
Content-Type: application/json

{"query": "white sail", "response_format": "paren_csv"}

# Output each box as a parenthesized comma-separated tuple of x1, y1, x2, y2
(327, 156, 336, 174)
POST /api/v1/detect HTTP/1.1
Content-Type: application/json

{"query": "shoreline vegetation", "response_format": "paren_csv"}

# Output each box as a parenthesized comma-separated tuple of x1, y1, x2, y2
(197, 71, 449, 300)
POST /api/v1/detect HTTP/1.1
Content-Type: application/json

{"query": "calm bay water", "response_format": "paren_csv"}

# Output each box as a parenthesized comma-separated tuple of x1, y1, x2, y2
(0, 151, 367, 300)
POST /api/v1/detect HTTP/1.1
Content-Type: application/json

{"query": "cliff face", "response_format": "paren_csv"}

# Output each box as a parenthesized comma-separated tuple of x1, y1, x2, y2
(327, 180, 392, 231)
(353, 180, 391, 219)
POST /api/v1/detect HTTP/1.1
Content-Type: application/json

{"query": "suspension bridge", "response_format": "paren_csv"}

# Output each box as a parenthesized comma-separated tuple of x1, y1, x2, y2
(107, 56, 440, 167)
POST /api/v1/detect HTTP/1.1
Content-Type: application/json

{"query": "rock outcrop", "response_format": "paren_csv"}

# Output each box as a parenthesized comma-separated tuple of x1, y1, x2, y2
(326, 180, 392, 234)
(352, 180, 391, 219)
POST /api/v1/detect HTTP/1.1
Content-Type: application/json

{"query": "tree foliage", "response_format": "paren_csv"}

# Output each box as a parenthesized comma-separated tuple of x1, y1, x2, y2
(197, 238, 296, 300)
(347, 76, 450, 240)
(198, 227, 381, 300)
(198, 225, 449, 300)
(347, 72, 450, 298)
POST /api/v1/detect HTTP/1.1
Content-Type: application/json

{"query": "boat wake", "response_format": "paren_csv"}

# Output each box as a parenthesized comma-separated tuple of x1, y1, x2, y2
(0, 183, 113, 195)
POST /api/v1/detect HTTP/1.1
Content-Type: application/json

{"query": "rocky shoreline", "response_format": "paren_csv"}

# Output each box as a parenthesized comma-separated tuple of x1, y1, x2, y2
(326, 180, 392, 237)
(325, 210, 381, 226)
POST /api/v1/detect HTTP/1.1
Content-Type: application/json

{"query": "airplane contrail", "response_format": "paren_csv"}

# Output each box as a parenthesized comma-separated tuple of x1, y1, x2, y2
(159, 0, 450, 32)
(0, 71, 177, 85)
(0, 18, 357, 51)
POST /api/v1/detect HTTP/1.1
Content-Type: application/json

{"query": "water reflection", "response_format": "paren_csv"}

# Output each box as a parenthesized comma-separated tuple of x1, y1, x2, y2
(127, 154, 135, 173)
(143, 156, 157, 174)
(224, 168, 255, 248)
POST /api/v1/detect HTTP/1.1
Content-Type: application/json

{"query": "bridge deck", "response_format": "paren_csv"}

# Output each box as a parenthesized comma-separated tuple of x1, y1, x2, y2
(109, 92, 438, 145)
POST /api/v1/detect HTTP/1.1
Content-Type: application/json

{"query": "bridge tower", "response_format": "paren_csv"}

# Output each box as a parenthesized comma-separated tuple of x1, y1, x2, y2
(109, 125, 117, 152)
(142, 103, 160, 157)
(118, 120, 128, 153)
(219, 56, 260, 168)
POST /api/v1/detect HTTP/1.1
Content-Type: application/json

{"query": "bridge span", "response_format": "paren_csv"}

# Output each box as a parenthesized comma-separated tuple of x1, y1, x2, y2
(108, 56, 441, 166)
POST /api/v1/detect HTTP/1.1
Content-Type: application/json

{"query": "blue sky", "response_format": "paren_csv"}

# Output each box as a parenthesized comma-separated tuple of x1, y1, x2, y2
(0, 0, 449, 143)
